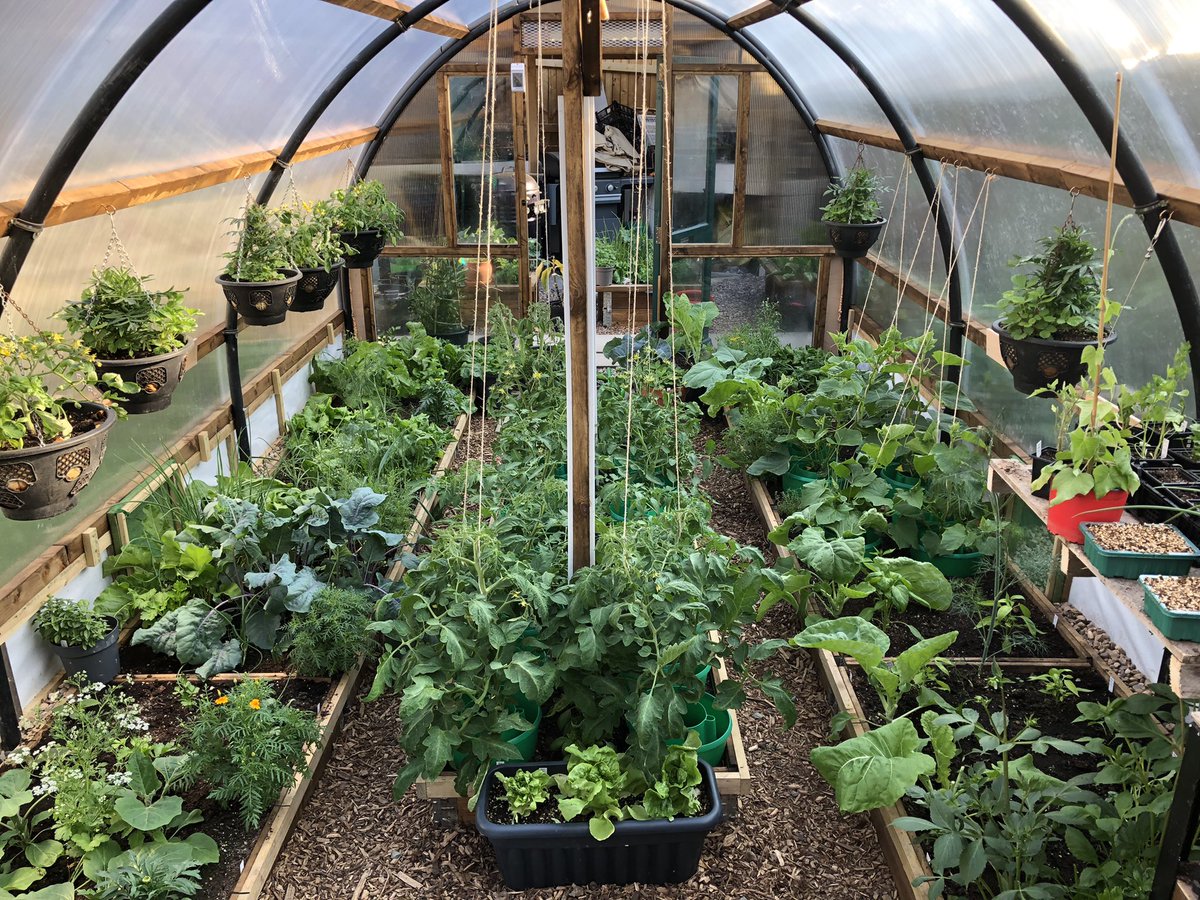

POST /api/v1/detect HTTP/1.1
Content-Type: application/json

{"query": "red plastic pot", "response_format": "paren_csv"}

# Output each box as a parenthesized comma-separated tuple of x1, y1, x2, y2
(1046, 487, 1129, 543)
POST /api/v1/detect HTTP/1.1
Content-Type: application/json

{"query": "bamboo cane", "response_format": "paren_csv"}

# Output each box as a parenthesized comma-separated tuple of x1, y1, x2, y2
(1090, 72, 1123, 429)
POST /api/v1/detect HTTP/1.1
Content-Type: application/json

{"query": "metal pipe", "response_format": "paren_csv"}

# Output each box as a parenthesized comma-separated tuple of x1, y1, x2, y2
(0, 0, 213, 307)
(790, 8, 967, 381)
(994, 0, 1200, 405)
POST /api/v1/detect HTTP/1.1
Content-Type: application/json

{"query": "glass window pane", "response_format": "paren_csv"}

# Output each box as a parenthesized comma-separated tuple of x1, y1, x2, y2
(671, 255, 818, 345)
(672, 73, 737, 244)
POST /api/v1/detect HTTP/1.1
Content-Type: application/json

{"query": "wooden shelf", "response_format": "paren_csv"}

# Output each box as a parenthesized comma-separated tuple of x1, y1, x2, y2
(988, 458, 1200, 673)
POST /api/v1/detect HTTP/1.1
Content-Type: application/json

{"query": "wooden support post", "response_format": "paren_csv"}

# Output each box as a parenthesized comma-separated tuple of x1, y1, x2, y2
(197, 430, 212, 463)
(347, 268, 377, 342)
(823, 256, 845, 348)
(562, 0, 598, 573)
(270, 369, 286, 437)
(512, 47, 533, 319)
(82, 528, 101, 569)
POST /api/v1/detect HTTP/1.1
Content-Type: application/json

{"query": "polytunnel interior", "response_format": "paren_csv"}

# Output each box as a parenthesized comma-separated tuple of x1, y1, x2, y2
(3, 0, 1200, 897)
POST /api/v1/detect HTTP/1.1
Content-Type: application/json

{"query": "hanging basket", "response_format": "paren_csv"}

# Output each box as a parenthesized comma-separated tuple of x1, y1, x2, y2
(291, 261, 345, 313)
(216, 269, 301, 326)
(95, 341, 190, 414)
(825, 218, 886, 259)
(0, 402, 116, 521)
(432, 324, 470, 346)
(991, 320, 1117, 396)
(340, 229, 386, 269)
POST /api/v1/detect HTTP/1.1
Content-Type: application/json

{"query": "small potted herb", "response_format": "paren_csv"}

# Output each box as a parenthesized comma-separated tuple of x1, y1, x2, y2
(408, 259, 468, 345)
(475, 737, 722, 889)
(57, 267, 199, 413)
(594, 232, 621, 288)
(1030, 352, 1139, 542)
(321, 179, 405, 269)
(1082, 522, 1200, 579)
(276, 204, 348, 313)
(0, 332, 130, 520)
(32, 596, 120, 682)
(216, 205, 300, 326)
(820, 165, 886, 259)
(992, 224, 1117, 395)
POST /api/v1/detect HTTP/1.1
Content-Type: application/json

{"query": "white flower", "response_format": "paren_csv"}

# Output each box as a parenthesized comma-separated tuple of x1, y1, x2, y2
(90, 682, 106, 693)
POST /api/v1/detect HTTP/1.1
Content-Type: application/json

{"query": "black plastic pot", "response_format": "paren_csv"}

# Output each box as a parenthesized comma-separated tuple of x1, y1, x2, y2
(216, 269, 301, 326)
(991, 320, 1117, 396)
(340, 229, 386, 269)
(49, 618, 120, 683)
(433, 325, 470, 346)
(1031, 446, 1057, 500)
(0, 402, 115, 521)
(476, 760, 722, 890)
(1161, 488, 1200, 545)
(95, 341, 189, 414)
(291, 261, 344, 313)
(825, 218, 886, 259)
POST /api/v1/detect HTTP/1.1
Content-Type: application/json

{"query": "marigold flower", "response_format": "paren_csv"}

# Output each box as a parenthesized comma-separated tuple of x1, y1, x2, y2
(249, 698, 262, 710)
(214, 695, 229, 705)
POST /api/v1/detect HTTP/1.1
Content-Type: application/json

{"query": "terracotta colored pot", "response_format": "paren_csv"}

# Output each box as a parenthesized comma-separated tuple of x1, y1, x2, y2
(1046, 487, 1129, 543)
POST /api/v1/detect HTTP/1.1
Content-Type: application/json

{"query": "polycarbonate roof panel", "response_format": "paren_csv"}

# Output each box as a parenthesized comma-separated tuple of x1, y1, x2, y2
(1036, 0, 1200, 185)
(0, 0, 169, 199)
(744, 15, 885, 128)
(799, 0, 1106, 164)
(65, 0, 388, 189)
(311, 27, 450, 136)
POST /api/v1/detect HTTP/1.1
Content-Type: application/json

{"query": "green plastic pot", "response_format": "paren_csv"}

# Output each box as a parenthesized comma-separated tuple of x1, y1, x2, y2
(666, 661, 712, 687)
(1081, 523, 1199, 579)
(916, 547, 985, 578)
(781, 461, 824, 495)
(451, 694, 542, 769)
(881, 465, 919, 493)
(1140, 576, 1200, 641)
(671, 693, 732, 766)
(608, 500, 661, 522)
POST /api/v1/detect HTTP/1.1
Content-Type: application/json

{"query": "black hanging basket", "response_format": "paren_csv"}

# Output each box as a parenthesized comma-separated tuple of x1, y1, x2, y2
(476, 760, 722, 890)
(95, 341, 190, 414)
(432, 325, 470, 346)
(0, 402, 116, 521)
(991, 320, 1117, 396)
(291, 261, 345, 313)
(340, 229, 387, 269)
(825, 218, 886, 259)
(216, 269, 301, 326)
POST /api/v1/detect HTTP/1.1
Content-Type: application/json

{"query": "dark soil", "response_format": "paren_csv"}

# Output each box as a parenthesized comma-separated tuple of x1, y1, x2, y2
(120, 641, 295, 676)
(21, 404, 107, 449)
(845, 589, 1079, 659)
(851, 665, 1110, 782)
(1142, 465, 1200, 485)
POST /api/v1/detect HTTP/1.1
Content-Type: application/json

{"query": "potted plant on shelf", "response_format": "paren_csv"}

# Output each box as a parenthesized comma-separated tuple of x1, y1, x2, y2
(56, 266, 199, 413)
(1030, 350, 1139, 543)
(820, 164, 886, 259)
(595, 232, 621, 288)
(216, 204, 300, 326)
(475, 738, 722, 889)
(276, 204, 348, 313)
(322, 179, 405, 269)
(991, 224, 1118, 396)
(0, 331, 130, 520)
(32, 596, 120, 682)
(409, 259, 469, 345)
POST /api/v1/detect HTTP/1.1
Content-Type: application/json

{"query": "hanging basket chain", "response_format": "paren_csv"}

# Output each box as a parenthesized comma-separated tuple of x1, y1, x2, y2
(0, 282, 41, 334)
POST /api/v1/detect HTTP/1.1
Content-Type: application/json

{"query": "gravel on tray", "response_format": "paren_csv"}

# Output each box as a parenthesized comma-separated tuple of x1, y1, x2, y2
(1086, 522, 1196, 555)
(1142, 576, 1200, 614)
(1057, 604, 1149, 692)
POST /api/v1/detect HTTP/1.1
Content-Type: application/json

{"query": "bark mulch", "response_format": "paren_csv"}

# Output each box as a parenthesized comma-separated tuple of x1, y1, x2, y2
(259, 408, 896, 900)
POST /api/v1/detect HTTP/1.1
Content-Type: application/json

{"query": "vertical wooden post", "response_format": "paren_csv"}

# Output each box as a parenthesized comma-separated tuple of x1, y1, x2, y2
(732, 72, 751, 249)
(657, 6, 674, 309)
(347, 268, 377, 342)
(437, 74, 458, 248)
(512, 44, 533, 319)
(562, 0, 598, 573)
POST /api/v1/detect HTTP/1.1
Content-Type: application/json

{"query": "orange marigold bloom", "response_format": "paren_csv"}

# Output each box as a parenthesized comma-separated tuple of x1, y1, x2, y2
(249, 698, 261, 710)
(214, 696, 229, 705)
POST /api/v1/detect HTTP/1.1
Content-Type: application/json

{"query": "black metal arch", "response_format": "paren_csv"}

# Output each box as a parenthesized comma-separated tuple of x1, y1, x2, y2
(784, 8, 967, 377)
(992, 0, 1200, 404)
(0, 0, 214, 312)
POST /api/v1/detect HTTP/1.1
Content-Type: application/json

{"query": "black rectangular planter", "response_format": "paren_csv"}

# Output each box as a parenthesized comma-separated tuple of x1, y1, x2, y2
(476, 760, 723, 890)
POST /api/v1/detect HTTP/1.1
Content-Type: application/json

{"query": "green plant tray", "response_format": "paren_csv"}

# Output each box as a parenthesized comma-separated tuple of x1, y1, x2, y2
(1081, 523, 1200, 579)
(1140, 576, 1200, 642)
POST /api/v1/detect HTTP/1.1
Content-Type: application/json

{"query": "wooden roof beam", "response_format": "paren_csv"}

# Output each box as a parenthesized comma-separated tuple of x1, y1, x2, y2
(727, 0, 814, 31)
(815, 117, 1200, 228)
(0, 126, 378, 236)
(316, 0, 470, 38)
